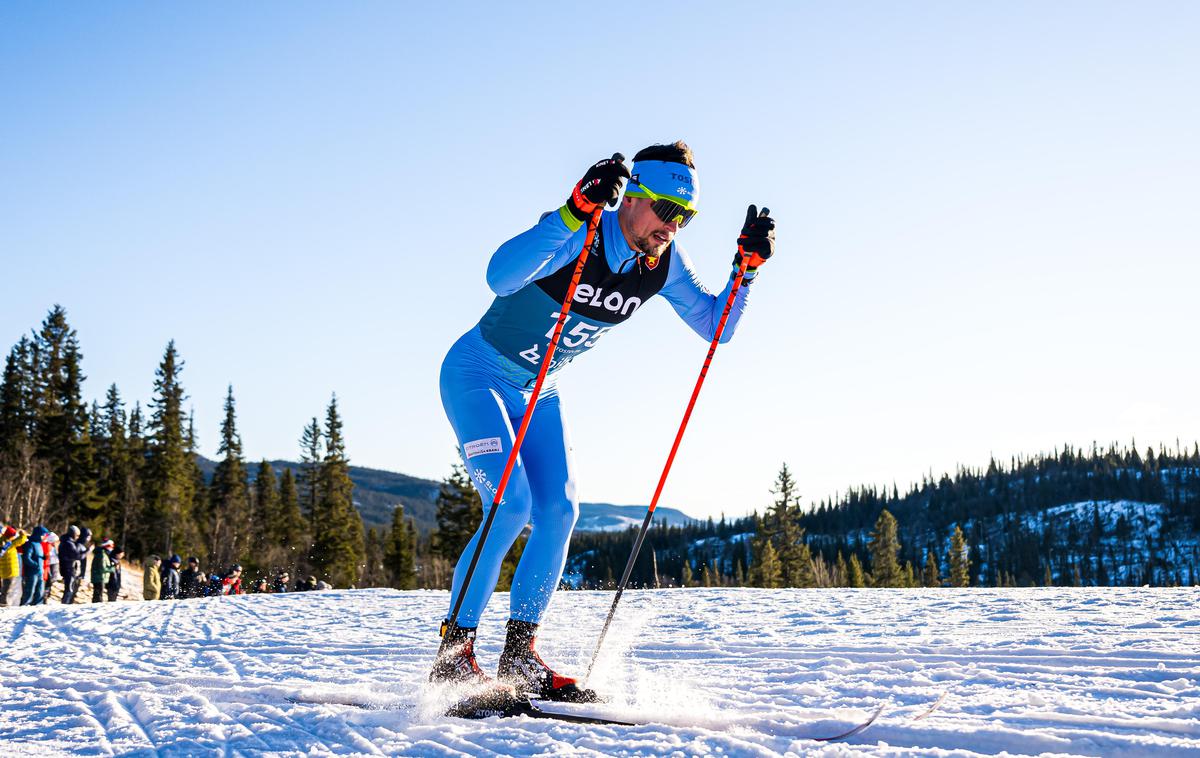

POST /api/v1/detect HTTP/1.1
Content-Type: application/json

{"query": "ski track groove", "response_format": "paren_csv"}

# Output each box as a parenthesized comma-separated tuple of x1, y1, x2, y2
(3, 587, 1199, 756)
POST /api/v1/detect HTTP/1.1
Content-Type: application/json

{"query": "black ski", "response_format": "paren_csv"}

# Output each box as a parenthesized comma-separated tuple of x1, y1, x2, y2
(287, 693, 639, 726)
(810, 702, 886, 742)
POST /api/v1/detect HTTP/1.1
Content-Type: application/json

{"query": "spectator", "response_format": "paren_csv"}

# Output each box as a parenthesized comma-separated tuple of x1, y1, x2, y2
(143, 555, 162, 601)
(42, 532, 60, 604)
(180, 557, 207, 599)
(19, 525, 48, 605)
(252, 577, 269, 594)
(91, 539, 115, 603)
(160, 555, 181, 600)
(295, 575, 317, 592)
(209, 564, 243, 596)
(77, 527, 92, 584)
(315, 580, 332, 591)
(270, 571, 290, 594)
(106, 546, 125, 602)
(59, 525, 84, 604)
(1, 525, 27, 606)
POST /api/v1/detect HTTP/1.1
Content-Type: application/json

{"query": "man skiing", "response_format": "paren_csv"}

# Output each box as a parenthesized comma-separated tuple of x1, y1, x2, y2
(429, 142, 775, 704)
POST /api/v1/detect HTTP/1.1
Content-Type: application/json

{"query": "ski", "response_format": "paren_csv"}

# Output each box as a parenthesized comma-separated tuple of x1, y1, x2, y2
(810, 702, 886, 742)
(911, 690, 948, 722)
(286, 693, 640, 726)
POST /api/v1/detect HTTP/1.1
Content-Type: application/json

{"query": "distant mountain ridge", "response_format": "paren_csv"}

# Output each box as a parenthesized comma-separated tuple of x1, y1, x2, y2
(195, 457, 698, 535)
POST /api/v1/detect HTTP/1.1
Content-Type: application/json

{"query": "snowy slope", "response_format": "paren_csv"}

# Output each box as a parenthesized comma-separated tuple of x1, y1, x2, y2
(2, 588, 1199, 756)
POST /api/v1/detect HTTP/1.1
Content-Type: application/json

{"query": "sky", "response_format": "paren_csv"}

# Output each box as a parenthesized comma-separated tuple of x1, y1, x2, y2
(2, 2, 1198, 521)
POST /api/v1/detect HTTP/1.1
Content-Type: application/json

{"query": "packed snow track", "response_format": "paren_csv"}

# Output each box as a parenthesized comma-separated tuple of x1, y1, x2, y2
(2, 587, 1198, 756)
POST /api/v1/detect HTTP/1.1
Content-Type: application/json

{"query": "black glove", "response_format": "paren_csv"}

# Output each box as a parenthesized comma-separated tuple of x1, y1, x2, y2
(732, 204, 775, 274)
(566, 153, 630, 223)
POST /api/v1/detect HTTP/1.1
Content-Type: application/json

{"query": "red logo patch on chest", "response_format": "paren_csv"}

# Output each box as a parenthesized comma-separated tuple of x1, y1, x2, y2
(644, 254, 660, 270)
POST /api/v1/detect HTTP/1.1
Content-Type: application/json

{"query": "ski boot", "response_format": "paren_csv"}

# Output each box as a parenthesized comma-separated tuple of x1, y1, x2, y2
(430, 621, 522, 716)
(497, 619, 602, 703)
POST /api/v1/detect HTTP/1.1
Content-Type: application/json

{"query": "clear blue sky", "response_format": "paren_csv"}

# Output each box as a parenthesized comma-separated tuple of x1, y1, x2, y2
(2, 2, 1198, 520)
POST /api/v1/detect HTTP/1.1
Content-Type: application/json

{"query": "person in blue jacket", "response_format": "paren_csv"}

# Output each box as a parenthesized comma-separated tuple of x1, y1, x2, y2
(20, 525, 48, 606)
(430, 142, 775, 702)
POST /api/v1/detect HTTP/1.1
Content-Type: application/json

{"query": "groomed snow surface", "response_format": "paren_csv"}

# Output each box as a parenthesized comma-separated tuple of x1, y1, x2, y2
(2, 588, 1198, 756)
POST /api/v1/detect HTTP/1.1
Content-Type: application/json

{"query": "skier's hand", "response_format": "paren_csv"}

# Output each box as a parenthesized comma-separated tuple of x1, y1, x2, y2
(565, 154, 630, 223)
(732, 205, 775, 276)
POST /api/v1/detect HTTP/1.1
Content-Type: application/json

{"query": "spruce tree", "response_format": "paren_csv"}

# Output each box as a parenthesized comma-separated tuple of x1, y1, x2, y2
(144, 341, 200, 557)
(756, 540, 783, 588)
(0, 338, 35, 456)
(847, 553, 866, 588)
(868, 509, 903, 587)
(298, 418, 322, 520)
(384, 504, 417, 590)
(275, 467, 308, 572)
(309, 395, 365, 587)
(250, 460, 279, 575)
(208, 386, 251, 570)
(434, 463, 482, 562)
(681, 560, 694, 588)
(949, 524, 971, 587)
(835, 551, 850, 587)
(922, 550, 941, 587)
(32, 306, 101, 526)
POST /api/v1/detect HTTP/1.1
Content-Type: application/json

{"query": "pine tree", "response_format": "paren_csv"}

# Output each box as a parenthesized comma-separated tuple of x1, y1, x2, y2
(309, 395, 365, 587)
(833, 551, 849, 587)
(249, 460, 279, 576)
(766, 463, 815, 587)
(902, 560, 916, 588)
(868, 509, 903, 587)
(847, 553, 866, 588)
(275, 467, 308, 572)
(143, 341, 200, 557)
(208, 386, 251, 569)
(922, 550, 941, 587)
(949, 524, 970, 587)
(756, 540, 782, 588)
(680, 560, 694, 588)
(384, 504, 417, 590)
(433, 463, 482, 563)
(298, 418, 322, 520)
(32, 306, 101, 526)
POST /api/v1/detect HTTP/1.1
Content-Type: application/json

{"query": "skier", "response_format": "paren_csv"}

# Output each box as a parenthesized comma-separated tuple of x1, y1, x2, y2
(429, 142, 774, 704)
(106, 545, 125, 601)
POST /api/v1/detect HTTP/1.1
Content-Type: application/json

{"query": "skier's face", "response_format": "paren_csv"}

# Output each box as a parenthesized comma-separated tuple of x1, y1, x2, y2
(619, 196, 680, 257)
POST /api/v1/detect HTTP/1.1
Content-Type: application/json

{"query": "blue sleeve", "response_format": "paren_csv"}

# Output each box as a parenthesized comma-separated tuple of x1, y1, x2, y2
(486, 209, 587, 296)
(659, 243, 753, 344)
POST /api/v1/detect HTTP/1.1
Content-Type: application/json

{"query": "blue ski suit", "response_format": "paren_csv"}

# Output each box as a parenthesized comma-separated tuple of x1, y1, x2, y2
(441, 207, 754, 627)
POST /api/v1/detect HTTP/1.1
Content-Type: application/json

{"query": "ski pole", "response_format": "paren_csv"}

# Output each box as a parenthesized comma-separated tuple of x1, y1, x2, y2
(441, 158, 622, 642)
(584, 214, 765, 683)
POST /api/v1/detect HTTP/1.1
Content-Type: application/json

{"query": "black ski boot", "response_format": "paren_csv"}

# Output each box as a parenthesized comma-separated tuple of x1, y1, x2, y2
(430, 622, 521, 715)
(497, 619, 602, 703)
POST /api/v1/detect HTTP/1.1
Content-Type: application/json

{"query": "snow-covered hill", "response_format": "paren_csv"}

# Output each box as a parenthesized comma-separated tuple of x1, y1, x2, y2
(2, 587, 1198, 755)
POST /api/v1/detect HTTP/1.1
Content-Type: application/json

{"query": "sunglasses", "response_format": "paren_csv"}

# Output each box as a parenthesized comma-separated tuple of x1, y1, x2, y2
(633, 181, 697, 228)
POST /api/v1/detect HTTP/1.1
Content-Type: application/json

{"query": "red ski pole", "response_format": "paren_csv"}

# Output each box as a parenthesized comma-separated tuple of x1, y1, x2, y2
(584, 211, 766, 682)
(441, 159, 622, 641)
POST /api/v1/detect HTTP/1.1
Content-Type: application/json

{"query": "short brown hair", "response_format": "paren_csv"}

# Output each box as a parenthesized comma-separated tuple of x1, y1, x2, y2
(633, 140, 694, 168)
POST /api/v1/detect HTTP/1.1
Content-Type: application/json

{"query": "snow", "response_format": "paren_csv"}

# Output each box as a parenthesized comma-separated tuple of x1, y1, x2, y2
(2, 587, 1199, 756)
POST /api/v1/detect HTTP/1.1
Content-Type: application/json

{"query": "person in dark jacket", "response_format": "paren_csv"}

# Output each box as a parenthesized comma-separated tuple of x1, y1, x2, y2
(59, 525, 84, 604)
(160, 554, 182, 600)
(180, 557, 207, 599)
(106, 546, 125, 602)
(77, 527, 92, 584)
(270, 571, 290, 594)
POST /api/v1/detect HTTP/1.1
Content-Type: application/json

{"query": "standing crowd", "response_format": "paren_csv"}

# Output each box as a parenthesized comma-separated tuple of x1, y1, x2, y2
(2, 521, 325, 606)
